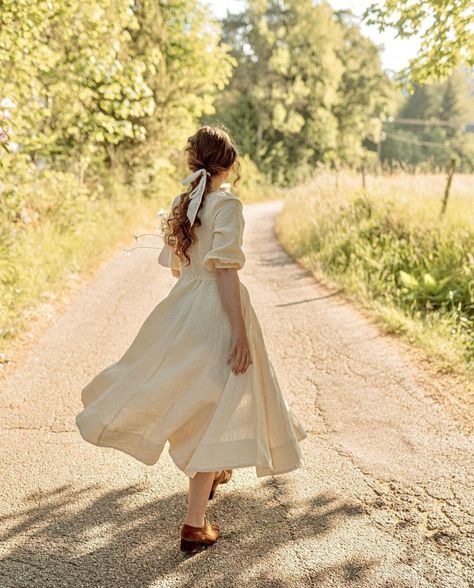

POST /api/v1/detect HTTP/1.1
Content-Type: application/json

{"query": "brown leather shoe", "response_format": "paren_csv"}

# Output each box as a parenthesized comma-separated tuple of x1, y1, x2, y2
(180, 517, 220, 553)
(208, 469, 232, 500)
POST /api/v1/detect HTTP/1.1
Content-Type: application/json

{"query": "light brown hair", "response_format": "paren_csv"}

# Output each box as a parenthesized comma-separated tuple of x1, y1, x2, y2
(163, 125, 241, 265)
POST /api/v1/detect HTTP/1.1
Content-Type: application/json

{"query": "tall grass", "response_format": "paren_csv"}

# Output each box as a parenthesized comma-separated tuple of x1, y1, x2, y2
(276, 171, 474, 377)
(0, 167, 179, 354)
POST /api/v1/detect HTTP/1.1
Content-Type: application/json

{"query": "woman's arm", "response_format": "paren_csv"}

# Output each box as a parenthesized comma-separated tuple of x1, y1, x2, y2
(215, 268, 252, 375)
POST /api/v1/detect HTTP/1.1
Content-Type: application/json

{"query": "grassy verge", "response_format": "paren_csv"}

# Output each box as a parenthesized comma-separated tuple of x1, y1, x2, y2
(0, 168, 179, 357)
(275, 171, 474, 380)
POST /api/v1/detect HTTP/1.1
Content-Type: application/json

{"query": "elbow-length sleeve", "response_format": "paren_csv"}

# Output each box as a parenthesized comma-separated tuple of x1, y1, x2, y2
(158, 240, 180, 270)
(158, 195, 181, 270)
(202, 196, 246, 272)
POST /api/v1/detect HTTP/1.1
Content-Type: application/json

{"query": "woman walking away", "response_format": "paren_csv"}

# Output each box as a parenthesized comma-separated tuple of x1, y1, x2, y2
(75, 125, 308, 553)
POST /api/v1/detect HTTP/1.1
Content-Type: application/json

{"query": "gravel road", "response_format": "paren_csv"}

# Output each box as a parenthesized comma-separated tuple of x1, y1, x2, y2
(0, 200, 472, 588)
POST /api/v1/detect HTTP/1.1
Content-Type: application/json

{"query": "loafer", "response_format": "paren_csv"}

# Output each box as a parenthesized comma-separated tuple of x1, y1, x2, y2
(180, 517, 220, 553)
(209, 469, 232, 500)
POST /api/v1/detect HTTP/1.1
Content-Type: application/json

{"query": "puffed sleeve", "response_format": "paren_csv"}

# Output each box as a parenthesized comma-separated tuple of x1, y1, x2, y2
(158, 195, 181, 270)
(202, 196, 246, 271)
(158, 240, 180, 270)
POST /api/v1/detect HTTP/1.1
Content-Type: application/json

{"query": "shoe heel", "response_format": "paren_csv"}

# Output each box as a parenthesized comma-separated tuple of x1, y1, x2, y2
(180, 538, 206, 553)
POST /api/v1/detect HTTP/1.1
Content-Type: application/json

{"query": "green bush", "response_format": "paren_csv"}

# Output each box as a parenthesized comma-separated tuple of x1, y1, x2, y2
(232, 155, 280, 202)
(277, 172, 474, 374)
(0, 164, 172, 349)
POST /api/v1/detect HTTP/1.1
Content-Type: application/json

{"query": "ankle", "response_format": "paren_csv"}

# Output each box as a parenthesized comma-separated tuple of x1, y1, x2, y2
(184, 516, 205, 528)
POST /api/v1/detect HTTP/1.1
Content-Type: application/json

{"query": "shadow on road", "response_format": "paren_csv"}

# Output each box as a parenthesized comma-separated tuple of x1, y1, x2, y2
(275, 291, 344, 307)
(0, 475, 378, 587)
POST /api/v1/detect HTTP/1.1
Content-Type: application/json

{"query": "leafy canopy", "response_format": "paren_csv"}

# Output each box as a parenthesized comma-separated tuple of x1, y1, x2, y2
(363, 0, 474, 85)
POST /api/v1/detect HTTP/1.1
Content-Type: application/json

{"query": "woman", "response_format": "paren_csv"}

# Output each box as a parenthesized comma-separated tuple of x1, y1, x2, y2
(75, 125, 307, 553)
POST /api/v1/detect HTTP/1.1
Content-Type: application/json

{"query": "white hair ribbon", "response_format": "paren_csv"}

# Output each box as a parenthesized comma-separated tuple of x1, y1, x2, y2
(181, 168, 210, 227)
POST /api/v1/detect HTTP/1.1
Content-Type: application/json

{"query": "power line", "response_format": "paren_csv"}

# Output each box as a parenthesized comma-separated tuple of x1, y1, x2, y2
(384, 131, 461, 150)
(386, 117, 460, 128)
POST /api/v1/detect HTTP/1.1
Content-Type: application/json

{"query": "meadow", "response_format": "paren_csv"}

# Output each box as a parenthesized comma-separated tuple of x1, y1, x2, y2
(276, 171, 474, 378)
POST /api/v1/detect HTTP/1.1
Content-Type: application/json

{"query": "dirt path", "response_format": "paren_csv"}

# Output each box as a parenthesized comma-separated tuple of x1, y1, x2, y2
(0, 200, 472, 588)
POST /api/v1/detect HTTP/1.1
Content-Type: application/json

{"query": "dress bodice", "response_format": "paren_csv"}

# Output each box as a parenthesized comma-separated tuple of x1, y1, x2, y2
(158, 191, 246, 281)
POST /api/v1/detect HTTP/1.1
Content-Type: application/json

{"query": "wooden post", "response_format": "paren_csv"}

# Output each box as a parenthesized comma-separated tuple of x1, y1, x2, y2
(439, 157, 456, 218)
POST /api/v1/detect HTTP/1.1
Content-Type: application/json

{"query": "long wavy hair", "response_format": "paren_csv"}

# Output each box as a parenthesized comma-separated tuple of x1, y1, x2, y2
(163, 125, 241, 266)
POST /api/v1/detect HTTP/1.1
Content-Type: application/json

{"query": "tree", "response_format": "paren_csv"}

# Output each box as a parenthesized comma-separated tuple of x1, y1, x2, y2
(214, 0, 393, 184)
(381, 68, 474, 171)
(332, 9, 396, 167)
(363, 0, 474, 85)
(0, 0, 234, 221)
(0, 0, 233, 185)
(120, 0, 235, 191)
(0, 0, 155, 165)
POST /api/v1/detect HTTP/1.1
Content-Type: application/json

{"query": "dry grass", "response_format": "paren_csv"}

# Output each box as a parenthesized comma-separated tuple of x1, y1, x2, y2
(276, 170, 474, 379)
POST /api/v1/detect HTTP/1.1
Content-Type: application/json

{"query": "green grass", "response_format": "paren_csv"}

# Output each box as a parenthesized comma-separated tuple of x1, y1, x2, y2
(0, 167, 179, 354)
(276, 171, 474, 378)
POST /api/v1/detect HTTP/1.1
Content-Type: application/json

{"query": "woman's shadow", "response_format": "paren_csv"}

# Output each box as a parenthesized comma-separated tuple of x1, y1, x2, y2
(0, 476, 378, 587)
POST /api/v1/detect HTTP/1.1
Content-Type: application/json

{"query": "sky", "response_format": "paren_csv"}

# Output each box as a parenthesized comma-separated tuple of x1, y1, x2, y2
(205, 0, 421, 73)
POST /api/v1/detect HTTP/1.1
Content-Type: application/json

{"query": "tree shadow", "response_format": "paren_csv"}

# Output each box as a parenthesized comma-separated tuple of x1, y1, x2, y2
(0, 476, 377, 587)
(259, 254, 296, 269)
(275, 290, 343, 306)
(257, 252, 319, 284)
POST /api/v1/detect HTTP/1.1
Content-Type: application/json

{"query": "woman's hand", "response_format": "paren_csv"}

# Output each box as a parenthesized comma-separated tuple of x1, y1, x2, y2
(214, 267, 252, 375)
(227, 327, 253, 375)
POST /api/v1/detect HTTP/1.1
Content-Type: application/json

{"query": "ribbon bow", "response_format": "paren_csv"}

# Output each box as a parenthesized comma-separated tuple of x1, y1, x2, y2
(181, 168, 210, 227)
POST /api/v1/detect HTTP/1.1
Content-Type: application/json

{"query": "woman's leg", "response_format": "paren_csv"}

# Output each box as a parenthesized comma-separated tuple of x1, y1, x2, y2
(185, 471, 220, 527)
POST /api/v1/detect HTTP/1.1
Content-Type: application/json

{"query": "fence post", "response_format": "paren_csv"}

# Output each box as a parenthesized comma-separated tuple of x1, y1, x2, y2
(439, 157, 456, 218)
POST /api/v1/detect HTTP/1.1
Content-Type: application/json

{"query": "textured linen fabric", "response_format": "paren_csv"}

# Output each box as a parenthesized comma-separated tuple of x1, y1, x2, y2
(76, 191, 308, 478)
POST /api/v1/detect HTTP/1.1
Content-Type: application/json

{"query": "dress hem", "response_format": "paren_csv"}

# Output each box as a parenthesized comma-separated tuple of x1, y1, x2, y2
(76, 403, 306, 478)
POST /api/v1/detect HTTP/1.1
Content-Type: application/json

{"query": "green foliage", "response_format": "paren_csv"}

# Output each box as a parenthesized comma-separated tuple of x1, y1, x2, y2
(215, 0, 395, 185)
(363, 0, 474, 86)
(382, 69, 474, 171)
(333, 10, 396, 166)
(277, 172, 474, 374)
(0, 0, 155, 161)
(121, 0, 235, 194)
(0, 0, 235, 349)
(320, 198, 473, 328)
(0, 0, 233, 169)
(0, 169, 170, 345)
(232, 154, 280, 202)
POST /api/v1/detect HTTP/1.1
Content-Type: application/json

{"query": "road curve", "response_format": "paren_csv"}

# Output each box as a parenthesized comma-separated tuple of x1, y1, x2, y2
(0, 200, 472, 587)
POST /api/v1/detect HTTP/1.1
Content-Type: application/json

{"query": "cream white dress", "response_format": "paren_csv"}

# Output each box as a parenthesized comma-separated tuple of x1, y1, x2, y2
(76, 191, 307, 478)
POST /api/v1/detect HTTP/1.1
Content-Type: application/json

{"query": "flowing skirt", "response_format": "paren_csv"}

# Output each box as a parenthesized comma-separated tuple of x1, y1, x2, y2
(76, 273, 308, 478)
